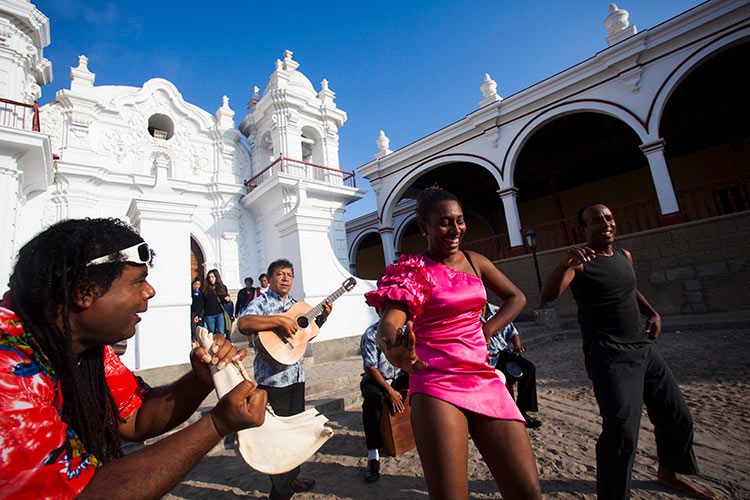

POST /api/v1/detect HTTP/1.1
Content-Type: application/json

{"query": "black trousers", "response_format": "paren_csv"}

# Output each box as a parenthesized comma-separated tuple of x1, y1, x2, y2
(495, 351, 538, 413)
(360, 374, 409, 451)
(584, 340, 698, 500)
(259, 382, 305, 500)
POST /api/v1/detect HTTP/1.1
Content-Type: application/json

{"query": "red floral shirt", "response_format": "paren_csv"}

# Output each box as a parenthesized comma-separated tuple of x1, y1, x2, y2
(0, 306, 150, 499)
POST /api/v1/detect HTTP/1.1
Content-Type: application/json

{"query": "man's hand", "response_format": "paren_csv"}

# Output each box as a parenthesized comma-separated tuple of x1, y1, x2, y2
(646, 312, 662, 340)
(561, 246, 596, 268)
(190, 334, 247, 389)
(381, 321, 427, 374)
(510, 345, 527, 355)
(316, 300, 333, 326)
(209, 380, 267, 436)
(273, 315, 299, 338)
(387, 388, 405, 414)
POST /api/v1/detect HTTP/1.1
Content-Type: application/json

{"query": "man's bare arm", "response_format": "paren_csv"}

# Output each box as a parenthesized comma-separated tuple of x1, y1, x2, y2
(79, 381, 266, 500)
(540, 246, 595, 302)
(237, 314, 297, 337)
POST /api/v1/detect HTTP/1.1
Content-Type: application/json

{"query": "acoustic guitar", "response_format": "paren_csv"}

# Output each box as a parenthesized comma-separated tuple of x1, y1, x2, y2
(257, 277, 356, 365)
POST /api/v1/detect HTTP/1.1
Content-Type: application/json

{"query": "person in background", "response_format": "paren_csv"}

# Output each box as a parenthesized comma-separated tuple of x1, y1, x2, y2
(481, 303, 541, 429)
(191, 277, 202, 340)
(197, 269, 230, 336)
(257, 273, 270, 297)
(235, 277, 256, 317)
(0, 218, 266, 499)
(359, 307, 409, 483)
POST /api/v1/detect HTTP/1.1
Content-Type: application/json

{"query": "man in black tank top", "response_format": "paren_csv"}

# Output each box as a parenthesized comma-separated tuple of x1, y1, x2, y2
(541, 204, 716, 500)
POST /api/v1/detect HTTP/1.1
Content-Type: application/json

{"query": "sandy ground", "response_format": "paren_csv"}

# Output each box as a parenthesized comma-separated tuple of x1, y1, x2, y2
(164, 328, 750, 499)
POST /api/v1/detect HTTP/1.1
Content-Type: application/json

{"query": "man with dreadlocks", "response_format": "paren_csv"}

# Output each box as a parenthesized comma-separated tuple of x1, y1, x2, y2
(0, 218, 268, 500)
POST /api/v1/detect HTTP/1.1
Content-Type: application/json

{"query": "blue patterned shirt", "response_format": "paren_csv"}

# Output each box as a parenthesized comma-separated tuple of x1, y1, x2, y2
(240, 289, 304, 387)
(481, 303, 520, 367)
(360, 321, 402, 385)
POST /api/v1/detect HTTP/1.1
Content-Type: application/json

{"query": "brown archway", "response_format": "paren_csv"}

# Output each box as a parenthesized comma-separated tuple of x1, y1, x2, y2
(660, 41, 750, 218)
(190, 237, 205, 282)
(353, 232, 385, 280)
(514, 112, 651, 250)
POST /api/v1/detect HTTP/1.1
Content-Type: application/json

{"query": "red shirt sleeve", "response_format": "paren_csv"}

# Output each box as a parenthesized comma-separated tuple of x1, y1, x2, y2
(102, 345, 150, 420)
(0, 345, 150, 499)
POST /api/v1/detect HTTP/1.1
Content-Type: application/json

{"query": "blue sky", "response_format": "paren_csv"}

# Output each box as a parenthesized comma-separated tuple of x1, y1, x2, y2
(34, 0, 703, 220)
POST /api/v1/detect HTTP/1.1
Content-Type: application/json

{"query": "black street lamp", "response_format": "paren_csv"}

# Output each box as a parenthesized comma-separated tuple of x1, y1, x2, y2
(525, 229, 550, 308)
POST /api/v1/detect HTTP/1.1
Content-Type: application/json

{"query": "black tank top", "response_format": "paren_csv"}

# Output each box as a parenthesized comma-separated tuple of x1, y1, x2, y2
(569, 247, 646, 345)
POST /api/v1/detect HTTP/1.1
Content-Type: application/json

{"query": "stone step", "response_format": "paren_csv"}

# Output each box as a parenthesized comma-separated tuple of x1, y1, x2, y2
(307, 388, 363, 415)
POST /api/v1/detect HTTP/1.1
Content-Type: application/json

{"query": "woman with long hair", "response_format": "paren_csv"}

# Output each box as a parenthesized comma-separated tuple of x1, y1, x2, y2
(365, 186, 541, 500)
(198, 269, 230, 336)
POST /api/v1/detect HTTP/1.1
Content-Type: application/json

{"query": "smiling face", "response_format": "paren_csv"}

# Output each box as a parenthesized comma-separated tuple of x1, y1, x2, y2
(269, 267, 294, 298)
(582, 204, 616, 249)
(70, 264, 156, 354)
(420, 199, 466, 259)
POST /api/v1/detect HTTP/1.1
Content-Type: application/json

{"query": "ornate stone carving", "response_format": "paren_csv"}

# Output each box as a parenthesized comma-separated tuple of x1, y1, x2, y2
(40, 104, 63, 153)
(189, 144, 209, 175)
(0, 18, 14, 46)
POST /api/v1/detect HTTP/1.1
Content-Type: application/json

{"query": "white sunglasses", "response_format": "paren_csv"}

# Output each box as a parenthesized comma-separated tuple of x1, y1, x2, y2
(86, 242, 151, 266)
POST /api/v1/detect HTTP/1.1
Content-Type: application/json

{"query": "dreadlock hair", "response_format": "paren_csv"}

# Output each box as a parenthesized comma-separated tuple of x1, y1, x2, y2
(576, 202, 608, 227)
(415, 185, 462, 222)
(9, 218, 151, 464)
(201, 268, 228, 300)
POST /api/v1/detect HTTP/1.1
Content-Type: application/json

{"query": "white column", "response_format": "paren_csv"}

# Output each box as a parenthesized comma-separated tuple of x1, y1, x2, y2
(498, 187, 524, 249)
(640, 139, 680, 215)
(0, 158, 20, 287)
(127, 195, 197, 370)
(378, 226, 397, 265)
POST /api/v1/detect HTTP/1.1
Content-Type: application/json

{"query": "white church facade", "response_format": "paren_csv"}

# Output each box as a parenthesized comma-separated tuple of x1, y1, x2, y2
(1, 0, 374, 371)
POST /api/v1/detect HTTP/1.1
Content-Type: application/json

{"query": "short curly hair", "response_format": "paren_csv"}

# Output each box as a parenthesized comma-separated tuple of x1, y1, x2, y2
(415, 185, 462, 222)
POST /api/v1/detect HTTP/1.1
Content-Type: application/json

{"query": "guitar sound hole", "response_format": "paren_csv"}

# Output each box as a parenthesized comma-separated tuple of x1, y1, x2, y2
(297, 316, 309, 329)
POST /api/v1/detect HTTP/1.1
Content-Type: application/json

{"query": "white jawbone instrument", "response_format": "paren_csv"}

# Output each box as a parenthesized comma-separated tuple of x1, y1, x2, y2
(195, 326, 333, 474)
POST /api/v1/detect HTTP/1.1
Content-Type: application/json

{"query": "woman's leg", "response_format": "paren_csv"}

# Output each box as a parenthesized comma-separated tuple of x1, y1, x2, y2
(215, 313, 225, 335)
(410, 394, 470, 500)
(204, 314, 217, 334)
(468, 414, 542, 500)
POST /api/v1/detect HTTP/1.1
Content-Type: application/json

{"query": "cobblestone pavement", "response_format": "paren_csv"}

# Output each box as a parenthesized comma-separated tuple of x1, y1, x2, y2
(163, 327, 750, 499)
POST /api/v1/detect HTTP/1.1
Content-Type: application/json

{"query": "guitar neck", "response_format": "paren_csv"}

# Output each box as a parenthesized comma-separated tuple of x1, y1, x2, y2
(303, 286, 348, 322)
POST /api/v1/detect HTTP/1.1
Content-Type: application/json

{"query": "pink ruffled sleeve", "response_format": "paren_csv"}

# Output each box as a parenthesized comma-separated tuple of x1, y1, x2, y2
(365, 254, 432, 318)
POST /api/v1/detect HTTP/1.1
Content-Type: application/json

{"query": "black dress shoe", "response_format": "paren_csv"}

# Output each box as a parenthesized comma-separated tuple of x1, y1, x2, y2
(291, 477, 315, 492)
(364, 459, 380, 482)
(522, 412, 542, 429)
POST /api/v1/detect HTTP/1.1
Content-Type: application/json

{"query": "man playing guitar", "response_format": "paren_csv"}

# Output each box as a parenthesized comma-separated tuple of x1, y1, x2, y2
(237, 258, 331, 500)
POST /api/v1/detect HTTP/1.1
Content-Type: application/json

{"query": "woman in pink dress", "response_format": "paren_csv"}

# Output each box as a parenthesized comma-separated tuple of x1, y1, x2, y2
(365, 187, 541, 500)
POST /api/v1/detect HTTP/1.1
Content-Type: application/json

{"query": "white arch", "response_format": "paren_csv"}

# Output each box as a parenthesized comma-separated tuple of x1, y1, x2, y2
(190, 221, 217, 272)
(648, 28, 750, 138)
(380, 154, 503, 230)
(504, 101, 649, 183)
